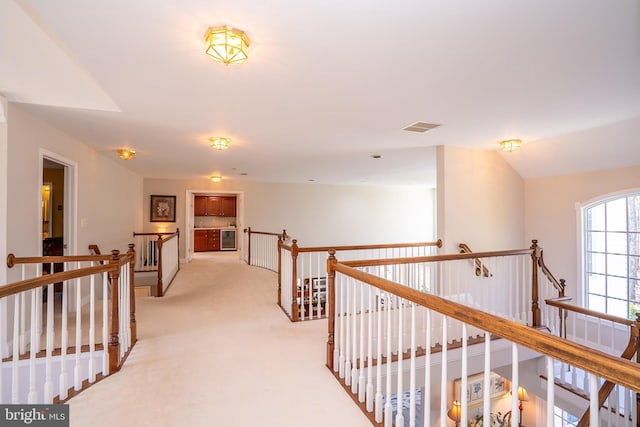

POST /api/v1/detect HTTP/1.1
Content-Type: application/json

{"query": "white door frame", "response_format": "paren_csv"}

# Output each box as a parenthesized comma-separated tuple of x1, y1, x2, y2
(39, 149, 78, 256)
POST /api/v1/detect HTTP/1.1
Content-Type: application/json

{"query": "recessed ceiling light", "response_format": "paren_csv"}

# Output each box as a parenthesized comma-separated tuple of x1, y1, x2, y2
(240, 172, 248, 176)
(371, 154, 383, 159)
(402, 121, 441, 133)
(308, 179, 315, 182)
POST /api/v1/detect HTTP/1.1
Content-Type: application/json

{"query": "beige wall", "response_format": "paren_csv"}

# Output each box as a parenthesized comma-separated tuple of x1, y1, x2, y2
(5, 104, 143, 281)
(524, 165, 640, 299)
(436, 146, 525, 254)
(144, 178, 435, 260)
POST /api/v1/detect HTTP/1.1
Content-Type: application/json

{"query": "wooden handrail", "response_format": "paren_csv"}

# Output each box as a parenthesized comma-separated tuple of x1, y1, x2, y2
(458, 243, 492, 277)
(132, 231, 176, 237)
(341, 247, 533, 268)
(8, 253, 112, 267)
(294, 240, 442, 254)
(537, 249, 565, 295)
(326, 254, 640, 393)
(546, 298, 636, 326)
(0, 263, 117, 298)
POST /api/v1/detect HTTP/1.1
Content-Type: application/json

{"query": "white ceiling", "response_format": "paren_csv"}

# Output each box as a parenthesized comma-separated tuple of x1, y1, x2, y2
(2, 0, 640, 187)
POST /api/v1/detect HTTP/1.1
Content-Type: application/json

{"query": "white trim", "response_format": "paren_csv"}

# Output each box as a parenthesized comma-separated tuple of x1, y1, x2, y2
(39, 149, 78, 256)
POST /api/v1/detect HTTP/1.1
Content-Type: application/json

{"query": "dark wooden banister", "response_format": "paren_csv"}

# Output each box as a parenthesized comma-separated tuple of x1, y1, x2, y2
(458, 243, 492, 277)
(325, 252, 640, 393)
(537, 248, 566, 295)
(4, 249, 136, 373)
(545, 298, 640, 427)
(282, 239, 442, 254)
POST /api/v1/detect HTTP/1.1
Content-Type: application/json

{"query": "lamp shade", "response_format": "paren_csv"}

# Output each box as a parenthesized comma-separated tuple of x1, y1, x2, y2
(204, 26, 250, 65)
(517, 386, 529, 402)
(447, 400, 461, 422)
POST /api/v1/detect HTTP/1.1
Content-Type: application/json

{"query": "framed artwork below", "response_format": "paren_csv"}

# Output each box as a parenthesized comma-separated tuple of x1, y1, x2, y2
(454, 372, 510, 407)
(150, 195, 176, 222)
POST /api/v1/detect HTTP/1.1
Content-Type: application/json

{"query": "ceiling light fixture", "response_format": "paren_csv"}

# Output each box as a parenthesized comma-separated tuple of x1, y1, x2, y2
(499, 139, 522, 152)
(209, 137, 231, 150)
(210, 175, 222, 183)
(118, 149, 136, 160)
(204, 25, 250, 65)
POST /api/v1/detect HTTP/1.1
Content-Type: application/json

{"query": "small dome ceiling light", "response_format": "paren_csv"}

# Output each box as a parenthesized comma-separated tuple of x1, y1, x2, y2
(118, 149, 136, 160)
(209, 137, 231, 150)
(204, 25, 250, 65)
(499, 139, 522, 152)
(210, 175, 222, 183)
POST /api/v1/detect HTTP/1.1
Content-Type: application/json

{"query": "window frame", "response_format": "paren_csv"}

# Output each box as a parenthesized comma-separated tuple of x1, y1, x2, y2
(580, 189, 640, 320)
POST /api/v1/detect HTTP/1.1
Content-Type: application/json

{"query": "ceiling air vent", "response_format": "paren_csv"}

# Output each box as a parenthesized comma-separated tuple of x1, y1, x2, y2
(402, 121, 441, 133)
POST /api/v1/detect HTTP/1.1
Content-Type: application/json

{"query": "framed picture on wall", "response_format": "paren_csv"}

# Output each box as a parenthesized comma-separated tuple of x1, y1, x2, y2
(150, 195, 176, 222)
(454, 372, 510, 407)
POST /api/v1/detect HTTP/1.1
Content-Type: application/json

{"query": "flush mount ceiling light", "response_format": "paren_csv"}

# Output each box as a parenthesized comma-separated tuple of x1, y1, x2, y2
(118, 149, 136, 160)
(499, 139, 522, 152)
(209, 137, 231, 150)
(210, 175, 222, 183)
(204, 25, 250, 65)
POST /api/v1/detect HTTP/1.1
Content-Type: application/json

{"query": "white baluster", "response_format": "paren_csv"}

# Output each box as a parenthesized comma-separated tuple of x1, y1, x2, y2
(338, 275, 345, 377)
(439, 315, 447, 427)
(511, 343, 519, 426)
(483, 333, 491, 424)
(89, 270, 96, 383)
(350, 279, 358, 393)
(59, 280, 68, 401)
(43, 284, 54, 403)
(102, 272, 109, 376)
(19, 292, 26, 355)
(460, 323, 468, 425)
(74, 276, 82, 391)
(345, 276, 352, 386)
(12, 294, 20, 403)
(366, 284, 373, 411)
(546, 356, 555, 426)
(423, 308, 431, 427)
(374, 289, 383, 423)
(358, 282, 365, 402)
(396, 300, 404, 427)
(384, 294, 393, 427)
(27, 289, 37, 403)
(409, 304, 416, 427)
(590, 374, 600, 427)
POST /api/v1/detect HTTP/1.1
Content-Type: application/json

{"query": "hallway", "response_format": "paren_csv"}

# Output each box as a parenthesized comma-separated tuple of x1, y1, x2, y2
(68, 252, 370, 426)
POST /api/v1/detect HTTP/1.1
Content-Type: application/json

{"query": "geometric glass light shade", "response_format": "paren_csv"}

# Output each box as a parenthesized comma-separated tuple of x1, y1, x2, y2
(499, 139, 522, 152)
(209, 137, 231, 150)
(117, 149, 136, 160)
(204, 26, 250, 65)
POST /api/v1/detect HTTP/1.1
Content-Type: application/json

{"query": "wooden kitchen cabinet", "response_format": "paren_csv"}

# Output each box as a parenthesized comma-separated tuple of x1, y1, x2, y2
(194, 230, 209, 252)
(221, 197, 236, 216)
(194, 196, 236, 217)
(194, 229, 221, 252)
(194, 197, 207, 216)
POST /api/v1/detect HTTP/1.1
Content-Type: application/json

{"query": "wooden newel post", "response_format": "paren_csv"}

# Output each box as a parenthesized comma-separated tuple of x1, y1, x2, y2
(127, 243, 137, 345)
(530, 240, 541, 328)
(156, 235, 164, 297)
(291, 240, 299, 321)
(108, 250, 121, 373)
(326, 249, 337, 370)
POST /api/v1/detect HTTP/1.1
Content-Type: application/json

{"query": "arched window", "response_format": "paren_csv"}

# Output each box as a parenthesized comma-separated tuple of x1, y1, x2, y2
(583, 192, 640, 320)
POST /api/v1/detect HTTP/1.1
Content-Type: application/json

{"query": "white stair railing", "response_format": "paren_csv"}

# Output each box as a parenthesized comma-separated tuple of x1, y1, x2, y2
(2, 249, 136, 404)
(326, 252, 640, 427)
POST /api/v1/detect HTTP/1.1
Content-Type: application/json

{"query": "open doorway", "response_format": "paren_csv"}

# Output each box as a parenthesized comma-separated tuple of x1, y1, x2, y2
(40, 151, 77, 257)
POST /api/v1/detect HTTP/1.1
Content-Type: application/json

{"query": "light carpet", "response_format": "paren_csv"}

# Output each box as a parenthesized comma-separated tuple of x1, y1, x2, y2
(68, 252, 370, 427)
